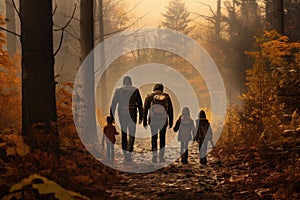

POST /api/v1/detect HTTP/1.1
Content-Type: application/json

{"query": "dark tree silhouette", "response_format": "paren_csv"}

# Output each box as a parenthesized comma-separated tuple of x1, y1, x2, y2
(285, 0, 300, 41)
(20, 0, 59, 157)
(266, 0, 284, 34)
(161, 0, 193, 35)
(79, 0, 98, 147)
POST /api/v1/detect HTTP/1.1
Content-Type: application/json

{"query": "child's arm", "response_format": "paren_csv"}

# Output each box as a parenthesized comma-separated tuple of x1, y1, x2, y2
(194, 120, 199, 142)
(113, 126, 119, 135)
(101, 127, 105, 146)
(100, 128, 105, 152)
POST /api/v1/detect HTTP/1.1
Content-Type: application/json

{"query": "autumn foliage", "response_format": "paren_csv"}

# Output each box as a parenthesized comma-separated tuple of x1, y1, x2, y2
(0, 15, 21, 134)
(216, 30, 300, 199)
(220, 30, 300, 147)
(0, 16, 118, 199)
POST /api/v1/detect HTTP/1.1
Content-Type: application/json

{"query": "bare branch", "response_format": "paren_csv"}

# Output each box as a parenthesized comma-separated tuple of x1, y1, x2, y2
(53, 29, 64, 56)
(94, 0, 114, 22)
(52, 1, 58, 16)
(12, 0, 21, 20)
(94, 11, 149, 40)
(0, 26, 21, 37)
(192, 0, 211, 8)
(94, 0, 142, 23)
(190, 13, 206, 21)
(60, 14, 80, 22)
(53, 4, 77, 56)
(63, 28, 80, 40)
(119, 0, 142, 17)
(53, 4, 77, 31)
(192, 0, 216, 17)
(190, 12, 215, 24)
(193, 20, 210, 28)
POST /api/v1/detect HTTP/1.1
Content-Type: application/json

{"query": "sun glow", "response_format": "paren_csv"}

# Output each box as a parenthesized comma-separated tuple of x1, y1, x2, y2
(130, 0, 217, 26)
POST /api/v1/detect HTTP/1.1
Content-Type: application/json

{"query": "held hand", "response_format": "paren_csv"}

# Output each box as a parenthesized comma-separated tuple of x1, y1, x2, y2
(143, 125, 148, 129)
(143, 121, 147, 128)
(168, 121, 173, 129)
(138, 119, 142, 124)
(111, 116, 115, 124)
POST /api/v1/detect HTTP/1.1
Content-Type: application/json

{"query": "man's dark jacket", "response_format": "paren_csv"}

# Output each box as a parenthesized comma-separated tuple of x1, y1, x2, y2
(110, 84, 143, 123)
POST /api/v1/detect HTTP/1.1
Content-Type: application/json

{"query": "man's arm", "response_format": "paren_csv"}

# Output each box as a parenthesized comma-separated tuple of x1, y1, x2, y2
(110, 89, 119, 121)
(143, 95, 151, 127)
(194, 120, 199, 142)
(136, 89, 143, 124)
(167, 94, 174, 128)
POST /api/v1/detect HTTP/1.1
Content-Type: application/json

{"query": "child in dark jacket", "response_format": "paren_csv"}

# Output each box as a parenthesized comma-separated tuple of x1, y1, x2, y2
(194, 110, 214, 164)
(101, 116, 119, 163)
(173, 107, 196, 164)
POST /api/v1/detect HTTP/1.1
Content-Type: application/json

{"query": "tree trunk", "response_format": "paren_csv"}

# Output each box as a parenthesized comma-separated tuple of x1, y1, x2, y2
(98, 0, 107, 113)
(20, 0, 59, 155)
(215, 0, 221, 37)
(266, 0, 284, 34)
(80, 0, 94, 62)
(5, 0, 16, 56)
(80, 0, 98, 148)
(272, 0, 284, 34)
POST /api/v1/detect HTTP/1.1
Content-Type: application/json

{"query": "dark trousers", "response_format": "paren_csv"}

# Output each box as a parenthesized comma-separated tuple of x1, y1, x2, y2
(120, 117, 136, 153)
(106, 143, 114, 162)
(180, 141, 189, 162)
(199, 137, 208, 164)
(150, 124, 167, 159)
(207, 137, 214, 147)
(199, 137, 208, 158)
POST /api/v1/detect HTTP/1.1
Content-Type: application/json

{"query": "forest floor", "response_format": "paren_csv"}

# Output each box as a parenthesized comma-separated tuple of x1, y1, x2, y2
(102, 141, 299, 200)
(1, 135, 299, 199)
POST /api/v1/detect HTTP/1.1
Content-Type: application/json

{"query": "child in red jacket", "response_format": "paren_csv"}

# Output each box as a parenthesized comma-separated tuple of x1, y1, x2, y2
(101, 116, 119, 163)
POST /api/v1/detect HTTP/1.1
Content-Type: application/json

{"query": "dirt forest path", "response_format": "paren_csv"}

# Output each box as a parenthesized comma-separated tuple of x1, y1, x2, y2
(104, 143, 232, 200)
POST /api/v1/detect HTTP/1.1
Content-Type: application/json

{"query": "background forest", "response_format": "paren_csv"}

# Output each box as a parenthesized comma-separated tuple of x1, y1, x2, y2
(0, 0, 299, 199)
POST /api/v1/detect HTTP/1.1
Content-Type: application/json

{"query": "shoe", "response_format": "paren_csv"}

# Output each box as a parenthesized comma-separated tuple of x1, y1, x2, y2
(181, 159, 188, 164)
(152, 156, 157, 163)
(109, 161, 115, 166)
(200, 157, 207, 164)
(127, 154, 133, 162)
(159, 157, 165, 163)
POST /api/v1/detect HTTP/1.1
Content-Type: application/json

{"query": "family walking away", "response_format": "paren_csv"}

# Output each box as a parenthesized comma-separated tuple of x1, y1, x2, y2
(102, 76, 214, 165)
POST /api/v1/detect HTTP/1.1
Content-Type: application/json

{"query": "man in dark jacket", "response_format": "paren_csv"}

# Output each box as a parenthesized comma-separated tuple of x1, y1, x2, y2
(143, 83, 173, 163)
(110, 76, 143, 162)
